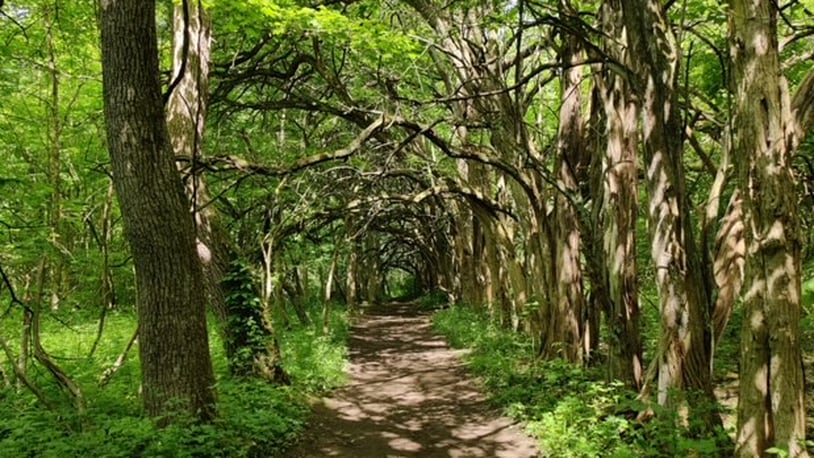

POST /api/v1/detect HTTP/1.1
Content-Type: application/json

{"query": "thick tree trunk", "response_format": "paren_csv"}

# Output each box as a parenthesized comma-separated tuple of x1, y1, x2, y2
(595, 1, 643, 388)
(730, 1, 807, 455)
(546, 21, 587, 363)
(620, 1, 720, 432)
(99, 0, 216, 421)
(166, 0, 228, 325)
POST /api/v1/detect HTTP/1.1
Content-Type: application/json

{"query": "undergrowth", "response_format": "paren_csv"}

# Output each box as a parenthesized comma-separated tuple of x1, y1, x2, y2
(0, 302, 349, 457)
(433, 305, 729, 458)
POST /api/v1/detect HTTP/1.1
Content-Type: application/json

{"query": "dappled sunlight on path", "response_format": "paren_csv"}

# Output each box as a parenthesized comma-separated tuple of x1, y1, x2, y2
(285, 303, 538, 458)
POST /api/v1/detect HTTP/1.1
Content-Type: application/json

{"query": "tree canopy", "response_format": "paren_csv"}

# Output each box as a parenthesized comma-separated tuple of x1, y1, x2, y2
(1, 0, 813, 456)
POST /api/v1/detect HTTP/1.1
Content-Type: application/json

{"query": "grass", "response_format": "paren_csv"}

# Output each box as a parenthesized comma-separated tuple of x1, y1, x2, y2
(433, 305, 729, 458)
(0, 301, 349, 457)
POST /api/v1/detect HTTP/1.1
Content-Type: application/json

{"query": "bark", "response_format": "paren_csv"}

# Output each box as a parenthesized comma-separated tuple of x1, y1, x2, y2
(545, 18, 587, 363)
(406, 0, 537, 332)
(730, 1, 807, 455)
(582, 81, 608, 364)
(166, 0, 230, 327)
(346, 239, 360, 310)
(620, 1, 720, 431)
(100, 181, 117, 310)
(711, 191, 744, 345)
(323, 243, 341, 334)
(595, 0, 643, 388)
(45, 4, 64, 311)
(167, 1, 288, 382)
(99, 0, 216, 421)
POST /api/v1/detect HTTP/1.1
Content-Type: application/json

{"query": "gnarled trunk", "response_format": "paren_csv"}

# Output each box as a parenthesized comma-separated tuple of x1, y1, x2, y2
(595, 0, 643, 388)
(730, 1, 807, 455)
(620, 1, 720, 433)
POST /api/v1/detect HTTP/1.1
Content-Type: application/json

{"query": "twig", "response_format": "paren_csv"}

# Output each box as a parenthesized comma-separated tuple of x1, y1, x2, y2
(98, 325, 139, 387)
(0, 334, 56, 411)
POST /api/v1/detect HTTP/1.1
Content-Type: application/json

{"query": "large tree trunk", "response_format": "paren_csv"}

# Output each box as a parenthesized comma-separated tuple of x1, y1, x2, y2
(166, 0, 229, 326)
(620, 0, 720, 432)
(546, 17, 587, 363)
(595, 0, 643, 388)
(730, 1, 807, 455)
(99, 0, 217, 421)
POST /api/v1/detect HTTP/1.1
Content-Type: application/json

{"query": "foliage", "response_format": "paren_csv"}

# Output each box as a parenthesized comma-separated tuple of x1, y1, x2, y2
(280, 300, 349, 391)
(433, 306, 731, 457)
(222, 260, 275, 377)
(0, 304, 349, 456)
(1, 0, 813, 453)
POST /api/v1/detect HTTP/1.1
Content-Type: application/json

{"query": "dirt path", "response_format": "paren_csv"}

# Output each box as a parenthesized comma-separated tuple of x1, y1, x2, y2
(285, 303, 539, 458)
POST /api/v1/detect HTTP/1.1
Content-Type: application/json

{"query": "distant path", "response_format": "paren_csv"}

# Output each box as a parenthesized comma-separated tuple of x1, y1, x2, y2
(285, 303, 539, 458)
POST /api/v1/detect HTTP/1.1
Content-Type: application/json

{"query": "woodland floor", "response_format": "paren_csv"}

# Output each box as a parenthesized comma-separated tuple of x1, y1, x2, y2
(284, 302, 539, 458)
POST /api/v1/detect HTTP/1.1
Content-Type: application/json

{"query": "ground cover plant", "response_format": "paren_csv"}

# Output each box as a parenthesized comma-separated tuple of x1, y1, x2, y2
(1, 0, 813, 456)
(0, 303, 348, 457)
(434, 305, 740, 457)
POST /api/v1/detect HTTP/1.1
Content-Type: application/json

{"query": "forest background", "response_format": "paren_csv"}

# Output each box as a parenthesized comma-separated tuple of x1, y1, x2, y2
(1, 0, 814, 456)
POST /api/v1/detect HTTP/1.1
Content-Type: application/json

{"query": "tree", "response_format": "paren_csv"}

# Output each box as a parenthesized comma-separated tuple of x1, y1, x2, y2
(99, 0, 216, 421)
(593, 0, 643, 388)
(730, 0, 808, 455)
(619, 0, 722, 434)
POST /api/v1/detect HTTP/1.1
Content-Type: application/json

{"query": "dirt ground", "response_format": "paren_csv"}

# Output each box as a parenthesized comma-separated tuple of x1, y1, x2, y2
(284, 303, 539, 458)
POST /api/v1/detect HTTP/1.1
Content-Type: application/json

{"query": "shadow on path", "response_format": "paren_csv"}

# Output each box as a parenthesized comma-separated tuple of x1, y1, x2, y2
(285, 303, 539, 458)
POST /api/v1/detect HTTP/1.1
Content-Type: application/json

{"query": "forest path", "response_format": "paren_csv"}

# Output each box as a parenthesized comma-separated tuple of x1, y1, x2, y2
(285, 302, 539, 458)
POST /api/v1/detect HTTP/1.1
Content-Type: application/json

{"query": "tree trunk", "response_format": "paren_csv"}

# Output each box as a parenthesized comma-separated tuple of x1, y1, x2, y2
(620, 1, 721, 433)
(730, 1, 807, 455)
(547, 15, 587, 363)
(45, 3, 64, 311)
(346, 240, 359, 310)
(166, 0, 229, 327)
(595, 0, 643, 388)
(99, 0, 216, 421)
(225, 260, 289, 384)
(323, 244, 341, 334)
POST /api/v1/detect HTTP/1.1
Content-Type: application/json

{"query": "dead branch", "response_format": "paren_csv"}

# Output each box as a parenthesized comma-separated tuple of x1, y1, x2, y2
(98, 325, 139, 387)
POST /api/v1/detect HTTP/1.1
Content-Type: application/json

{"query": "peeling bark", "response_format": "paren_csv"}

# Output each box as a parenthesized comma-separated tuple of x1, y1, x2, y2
(730, 1, 807, 455)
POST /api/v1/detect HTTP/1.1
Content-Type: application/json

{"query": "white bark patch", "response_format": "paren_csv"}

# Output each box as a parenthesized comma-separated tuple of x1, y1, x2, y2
(766, 219, 787, 245)
(196, 239, 212, 264)
(753, 32, 769, 56)
(748, 301, 765, 330)
(643, 80, 658, 139)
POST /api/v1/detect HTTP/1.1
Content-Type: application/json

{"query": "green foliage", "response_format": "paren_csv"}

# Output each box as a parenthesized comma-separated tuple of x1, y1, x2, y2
(280, 303, 350, 393)
(433, 306, 730, 458)
(0, 381, 307, 457)
(214, 0, 420, 64)
(803, 277, 814, 311)
(0, 302, 349, 456)
(414, 291, 449, 311)
(222, 260, 274, 376)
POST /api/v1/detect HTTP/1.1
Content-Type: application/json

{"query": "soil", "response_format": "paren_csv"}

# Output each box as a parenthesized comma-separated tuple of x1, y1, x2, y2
(284, 303, 539, 458)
